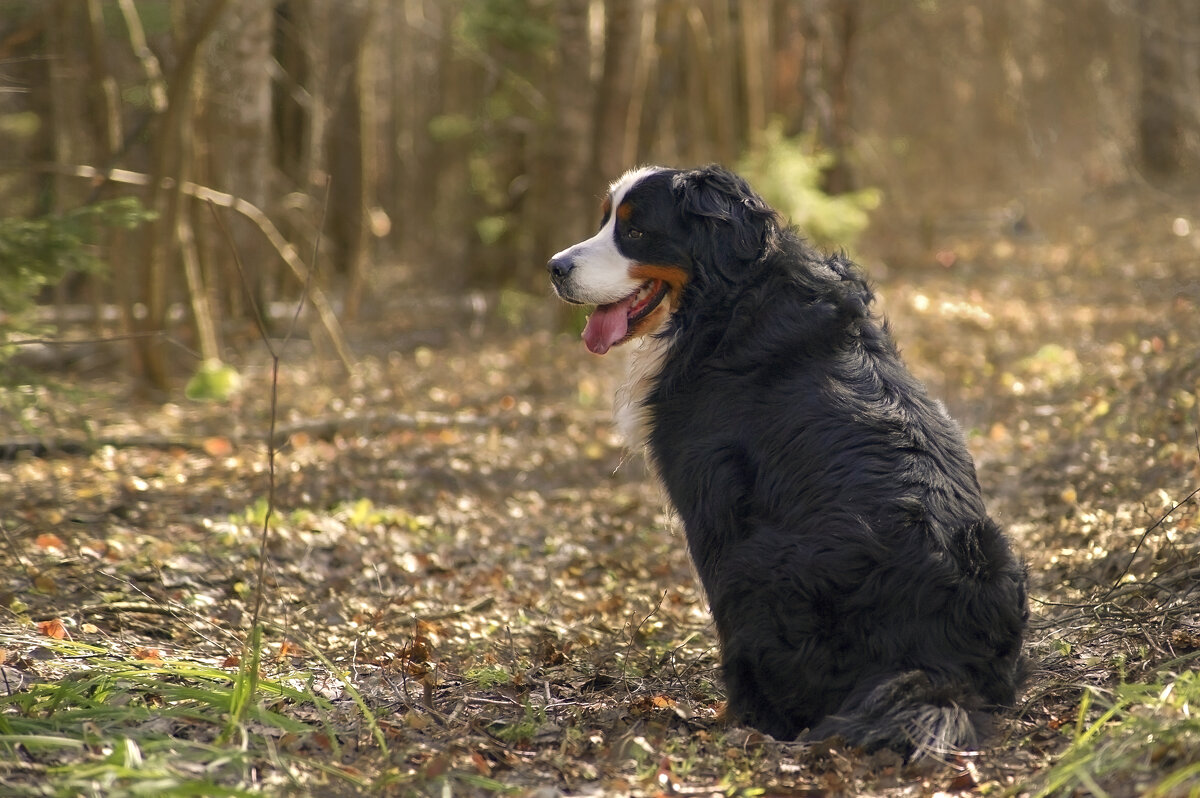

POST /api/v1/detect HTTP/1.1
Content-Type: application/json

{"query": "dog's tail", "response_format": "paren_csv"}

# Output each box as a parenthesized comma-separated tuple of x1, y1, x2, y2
(807, 670, 991, 760)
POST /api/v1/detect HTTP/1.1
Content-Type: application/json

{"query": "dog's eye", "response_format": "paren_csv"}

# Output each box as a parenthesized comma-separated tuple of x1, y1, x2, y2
(626, 228, 644, 239)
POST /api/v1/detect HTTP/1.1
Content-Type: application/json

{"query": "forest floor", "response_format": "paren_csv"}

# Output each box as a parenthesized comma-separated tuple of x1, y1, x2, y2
(2, 183, 1200, 797)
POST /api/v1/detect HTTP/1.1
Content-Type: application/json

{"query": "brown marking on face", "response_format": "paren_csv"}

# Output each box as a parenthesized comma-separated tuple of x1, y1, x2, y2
(630, 263, 689, 303)
(627, 299, 672, 340)
(600, 194, 612, 222)
(616, 200, 634, 221)
(626, 263, 690, 338)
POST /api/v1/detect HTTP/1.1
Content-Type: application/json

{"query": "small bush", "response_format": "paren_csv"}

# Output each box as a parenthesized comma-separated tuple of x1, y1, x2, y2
(737, 121, 881, 249)
(0, 197, 152, 361)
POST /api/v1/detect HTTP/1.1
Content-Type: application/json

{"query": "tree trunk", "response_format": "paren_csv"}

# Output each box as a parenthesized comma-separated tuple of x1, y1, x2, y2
(83, 0, 124, 334)
(44, 0, 87, 315)
(326, 0, 376, 319)
(591, 0, 642, 186)
(391, 0, 445, 271)
(133, 0, 229, 392)
(1137, 0, 1185, 179)
(527, 0, 593, 275)
(205, 0, 274, 316)
(346, 0, 381, 318)
(740, 0, 770, 151)
(823, 0, 859, 194)
(772, 2, 809, 137)
(703, 0, 739, 164)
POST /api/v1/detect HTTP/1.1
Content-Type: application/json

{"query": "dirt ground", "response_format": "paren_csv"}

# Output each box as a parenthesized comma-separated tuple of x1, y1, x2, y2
(2, 183, 1199, 796)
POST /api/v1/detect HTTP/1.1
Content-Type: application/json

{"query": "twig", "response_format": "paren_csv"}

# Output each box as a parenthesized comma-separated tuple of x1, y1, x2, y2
(95, 569, 238, 651)
(281, 174, 329, 354)
(622, 589, 669, 690)
(207, 194, 292, 739)
(0, 761, 49, 775)
(115, 0, 167, 113)
(76, 601, 186, 616)
(205, 177, 331, 742)
(0, 409, 510, 460)
(10, 330, 176, 347)
(207, 202, 279, 633)
(1101, 425, 1200, 600)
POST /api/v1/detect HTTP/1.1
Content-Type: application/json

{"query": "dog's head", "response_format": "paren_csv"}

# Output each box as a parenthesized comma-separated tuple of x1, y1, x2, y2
(547, 164, 780, 354)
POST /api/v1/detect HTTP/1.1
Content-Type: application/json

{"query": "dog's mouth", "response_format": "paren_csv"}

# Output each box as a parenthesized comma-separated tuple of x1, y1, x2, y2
(581, 279, 669, 355)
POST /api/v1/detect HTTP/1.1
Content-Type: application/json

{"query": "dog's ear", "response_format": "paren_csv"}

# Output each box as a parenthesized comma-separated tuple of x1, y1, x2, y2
(672, 165, 779, 280)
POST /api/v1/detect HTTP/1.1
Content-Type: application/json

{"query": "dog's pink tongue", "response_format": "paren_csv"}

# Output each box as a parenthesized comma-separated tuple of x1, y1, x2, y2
(582, 300, 631, 355)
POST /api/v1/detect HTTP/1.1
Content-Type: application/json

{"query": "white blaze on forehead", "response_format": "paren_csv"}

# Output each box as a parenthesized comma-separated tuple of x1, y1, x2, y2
(608, 165, 665, 204)
(549, 165, 668, 306)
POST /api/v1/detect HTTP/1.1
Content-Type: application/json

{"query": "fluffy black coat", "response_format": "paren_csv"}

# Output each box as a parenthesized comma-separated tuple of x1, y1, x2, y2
(635, 167, 1027, 755)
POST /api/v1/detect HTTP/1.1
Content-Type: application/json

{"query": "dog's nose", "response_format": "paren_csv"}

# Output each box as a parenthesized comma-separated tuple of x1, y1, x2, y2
(547, 255, 574, 281)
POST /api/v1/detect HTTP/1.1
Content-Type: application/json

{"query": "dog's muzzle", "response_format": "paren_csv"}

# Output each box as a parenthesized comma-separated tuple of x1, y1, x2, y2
(547, 254, 574, 280)
(547, 255, 582, 302)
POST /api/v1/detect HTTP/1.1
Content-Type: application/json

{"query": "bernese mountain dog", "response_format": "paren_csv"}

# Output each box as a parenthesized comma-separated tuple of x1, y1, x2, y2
(547, 164, 1028, 758)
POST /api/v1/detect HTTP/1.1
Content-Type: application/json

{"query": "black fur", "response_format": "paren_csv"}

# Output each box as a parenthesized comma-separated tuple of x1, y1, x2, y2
(560, 165, 1028, 757)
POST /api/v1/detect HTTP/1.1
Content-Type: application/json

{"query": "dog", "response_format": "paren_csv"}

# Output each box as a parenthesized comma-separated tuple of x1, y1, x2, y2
(547, 165, 1028, 757)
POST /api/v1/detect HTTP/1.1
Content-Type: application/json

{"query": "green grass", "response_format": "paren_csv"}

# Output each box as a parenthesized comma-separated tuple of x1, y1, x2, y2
(1032, 656, 1200, 797)
(0, 637, 367, 797)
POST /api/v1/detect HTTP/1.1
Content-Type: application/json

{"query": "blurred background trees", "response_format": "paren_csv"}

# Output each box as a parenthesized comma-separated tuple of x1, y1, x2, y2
(0, 0, 1197, 391)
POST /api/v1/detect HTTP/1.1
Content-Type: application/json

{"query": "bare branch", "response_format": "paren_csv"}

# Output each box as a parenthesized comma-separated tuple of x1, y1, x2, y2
(5, 160, 356, 373)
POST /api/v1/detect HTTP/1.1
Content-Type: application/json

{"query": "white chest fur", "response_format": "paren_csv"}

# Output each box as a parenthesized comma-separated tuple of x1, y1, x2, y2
(613, 332, 674, 454)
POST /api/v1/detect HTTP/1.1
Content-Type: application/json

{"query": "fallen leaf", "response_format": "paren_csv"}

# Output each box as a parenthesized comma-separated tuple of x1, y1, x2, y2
(132, 647, 163, 662)
(37, 619, 68, 639)
(276, 640, 304, 659)
(402, 635, 433, 664)
(421, 754, 450, 779)
(1169, 628, 1200, 651)
(202, 437, 234, 457)
(945, 755, 981, 790)
(35, 533, 66, 551)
